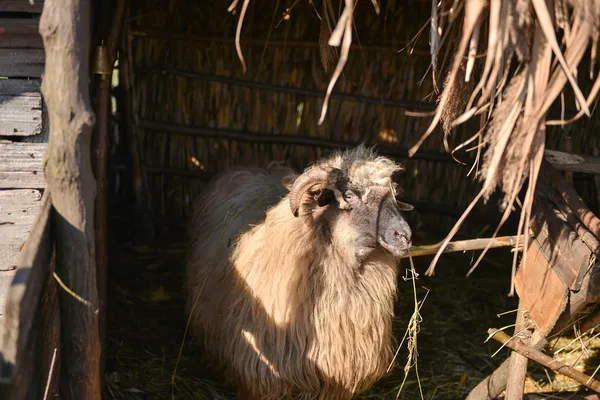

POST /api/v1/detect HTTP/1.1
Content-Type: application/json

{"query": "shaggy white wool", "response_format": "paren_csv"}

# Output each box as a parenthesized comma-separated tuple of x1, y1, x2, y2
(185, 147, 405, 400)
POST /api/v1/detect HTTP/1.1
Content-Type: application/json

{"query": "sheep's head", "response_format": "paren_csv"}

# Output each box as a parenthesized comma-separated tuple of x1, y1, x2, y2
(288, 147, 413, 261)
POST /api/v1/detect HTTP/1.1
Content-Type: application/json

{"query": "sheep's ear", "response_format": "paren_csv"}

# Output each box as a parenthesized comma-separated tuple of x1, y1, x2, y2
(281, 174, 297, 191)
(397, 201, 414, 211)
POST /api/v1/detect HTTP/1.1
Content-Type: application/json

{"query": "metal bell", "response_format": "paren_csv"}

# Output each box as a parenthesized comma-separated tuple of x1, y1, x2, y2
(92, 44, 112, 76)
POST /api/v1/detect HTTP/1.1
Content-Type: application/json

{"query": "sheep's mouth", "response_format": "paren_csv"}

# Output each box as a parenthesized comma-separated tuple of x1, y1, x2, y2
(378, 235, 410, 258)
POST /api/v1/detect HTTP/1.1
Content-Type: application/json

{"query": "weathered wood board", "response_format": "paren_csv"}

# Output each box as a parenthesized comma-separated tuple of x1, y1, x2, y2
(0, 143, 46, 189)
(514, 241, 569, 335)
(0, 48, 44, 78)
(0, 18, 43, 49)
(0, 0, 44, 13)
(0, 191, 51, 399)
(0, 189, 43, 272)
(0, 79, 42, 136)
(0, 270, 16, 319)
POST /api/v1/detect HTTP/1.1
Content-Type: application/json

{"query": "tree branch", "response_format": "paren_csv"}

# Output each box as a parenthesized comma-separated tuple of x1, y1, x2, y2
(488, 328, 600, 393)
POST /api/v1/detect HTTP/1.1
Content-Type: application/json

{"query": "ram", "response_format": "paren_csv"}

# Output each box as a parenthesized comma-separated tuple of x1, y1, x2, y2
(185, 146, 413, 399)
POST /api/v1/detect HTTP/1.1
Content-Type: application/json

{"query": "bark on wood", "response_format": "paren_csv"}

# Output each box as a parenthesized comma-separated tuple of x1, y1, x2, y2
(0, 189, 43, 271)
(39, 0, 101, 398)
(0, 0, 44, 13)
(0, 191, 52, 400)
(0, 79, 43, 137)
(0, 18, 43, 49)
(504, 303, 532, 400)
(0, 49, 44, 78)
(404, 235, 524, 258)
(466, 337, 549, 400)
(488, 329, 600, 393)
(0, 143, 46, 189)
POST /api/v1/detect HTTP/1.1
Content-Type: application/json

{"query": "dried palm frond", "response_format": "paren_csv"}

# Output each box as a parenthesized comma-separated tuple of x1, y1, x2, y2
(414, 0, 600, 280)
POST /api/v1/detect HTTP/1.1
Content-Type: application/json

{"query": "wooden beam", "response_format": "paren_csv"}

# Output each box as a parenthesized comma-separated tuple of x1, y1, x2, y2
(0, 79, 43, 136)
(0, 191, 52, 400)
(39, 0, 101, 398)
(0, 49, 44, 78)
(0, 0, 44, 13)
(0, 18, 43, 49)
(544, 149, 600, 175)
(130, 28, 431, 55)
(0, 143, 46, 189)
(90, 0, 126, 389)
(0, 189, 43, 271)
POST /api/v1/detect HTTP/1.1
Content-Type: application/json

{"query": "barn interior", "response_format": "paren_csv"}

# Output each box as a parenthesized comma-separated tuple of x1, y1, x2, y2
(96, 0, 600, 398)
(2, 0, 600, 399)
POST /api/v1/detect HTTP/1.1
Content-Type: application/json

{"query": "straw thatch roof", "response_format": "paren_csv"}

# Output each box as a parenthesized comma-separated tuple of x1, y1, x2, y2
(125, 0, 484, 231)
(124, 0, 600, 252)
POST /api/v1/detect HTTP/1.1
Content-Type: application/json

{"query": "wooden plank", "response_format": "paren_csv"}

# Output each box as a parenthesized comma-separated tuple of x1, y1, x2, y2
(0, 79, 42, 136)
(0, 0, 44, 13)
(0, 143, 46, 189)
(0, 270, 16, 319)
(0, 190, 51, 400)
(0, 18, 43, 49)
(533, 181, 596, 291)
(0, 189, 43, 271)
(0, 49, 44, 78)
(514, 240, 569, 334)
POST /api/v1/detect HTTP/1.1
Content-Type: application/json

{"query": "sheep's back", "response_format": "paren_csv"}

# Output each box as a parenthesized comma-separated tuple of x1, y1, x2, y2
(184, 165, 293, 348)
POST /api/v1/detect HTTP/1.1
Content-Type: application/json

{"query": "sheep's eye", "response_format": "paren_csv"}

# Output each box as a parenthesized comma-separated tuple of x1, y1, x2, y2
(343, 191, 355, 202)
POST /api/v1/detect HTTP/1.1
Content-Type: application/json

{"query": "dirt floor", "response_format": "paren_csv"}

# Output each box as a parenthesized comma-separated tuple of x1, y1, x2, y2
(103, 224, 600, 400)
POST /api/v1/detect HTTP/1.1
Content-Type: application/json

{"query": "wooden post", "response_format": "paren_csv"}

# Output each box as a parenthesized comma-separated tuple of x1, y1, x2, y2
(504, 302, 532, 400)
(39, 0, 101, 399)
(90, 0, 126, 388)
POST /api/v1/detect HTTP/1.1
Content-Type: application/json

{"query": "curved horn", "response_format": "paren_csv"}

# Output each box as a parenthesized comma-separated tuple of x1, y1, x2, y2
(289, 166, 338, 217)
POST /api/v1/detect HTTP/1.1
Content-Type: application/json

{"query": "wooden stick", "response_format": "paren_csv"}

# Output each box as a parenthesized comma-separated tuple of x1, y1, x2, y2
(403, 235, 525, 258)
(466, 336, 549, 400)
(139, 120, 456, 163)
(139, 68, 437, 111)
(488, 328, 600, 393)
(130, 28, 431, 55)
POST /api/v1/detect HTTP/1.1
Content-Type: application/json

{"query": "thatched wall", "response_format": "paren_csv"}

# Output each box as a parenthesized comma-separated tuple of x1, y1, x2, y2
(121, 0, 599, 233)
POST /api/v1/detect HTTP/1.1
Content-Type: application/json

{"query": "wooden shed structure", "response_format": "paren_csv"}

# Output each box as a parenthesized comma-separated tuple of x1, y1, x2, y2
(0, 1, 46, 324)
(0, 0, 600, 399)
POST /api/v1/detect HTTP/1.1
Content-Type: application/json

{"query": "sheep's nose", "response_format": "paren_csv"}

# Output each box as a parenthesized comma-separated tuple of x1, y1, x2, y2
(378, 225, 412, 257)
(393, 231, 412, 249)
